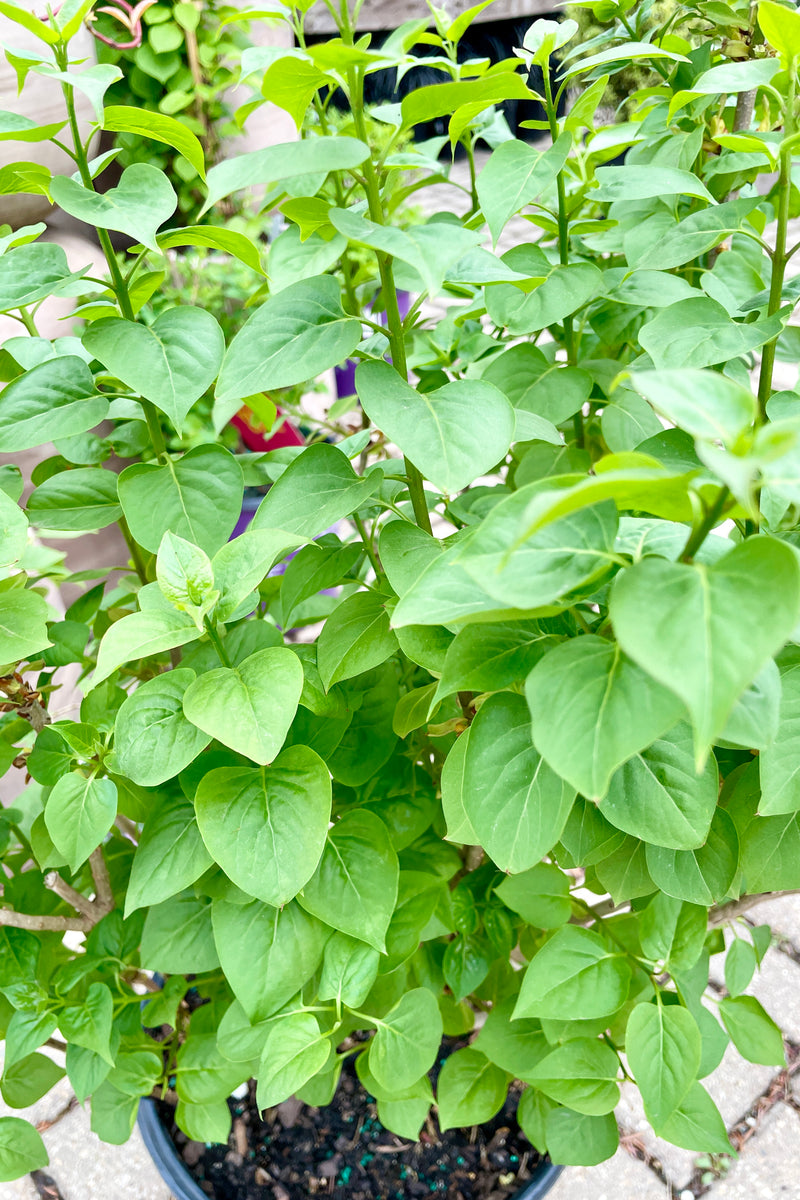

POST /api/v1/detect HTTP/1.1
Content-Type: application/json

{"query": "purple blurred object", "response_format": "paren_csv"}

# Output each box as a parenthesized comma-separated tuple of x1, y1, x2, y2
(334, 290, 411, 399)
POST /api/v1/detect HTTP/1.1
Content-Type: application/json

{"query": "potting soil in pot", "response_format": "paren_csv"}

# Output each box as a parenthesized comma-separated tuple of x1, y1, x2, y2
(157, 1067, 544, 1200)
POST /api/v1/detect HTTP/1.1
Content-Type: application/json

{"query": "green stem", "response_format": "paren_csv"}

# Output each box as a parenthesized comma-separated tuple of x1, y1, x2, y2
(119, 517, 149, 585)
(203, 618, 233, 669)
(757, 59, 796, 420)
(58, 48, 168, 462)
(346, 65, 432, 535)
(679, 486, 731, 562)
(18, 308, 38, 336)
(354, 513, 383, 578)
(542, 65, 582, 447)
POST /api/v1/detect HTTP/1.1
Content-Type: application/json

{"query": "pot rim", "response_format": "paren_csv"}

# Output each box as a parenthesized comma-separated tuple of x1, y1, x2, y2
(137, 1097, 564, 1200)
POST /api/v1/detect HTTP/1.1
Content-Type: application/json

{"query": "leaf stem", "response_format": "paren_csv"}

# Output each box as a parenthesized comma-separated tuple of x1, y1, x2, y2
(757, 57, 796, 420)
(203, 618, 234, 669)
(353, 513, 383, 578)
(118, 516, 149, 585)
(679, 486, 731, 562)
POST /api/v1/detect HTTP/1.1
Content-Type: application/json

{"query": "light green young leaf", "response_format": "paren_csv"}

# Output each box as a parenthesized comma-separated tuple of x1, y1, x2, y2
(59, 983, 115, 1066)
(103, 106, 206, 179)
(436, 1048, 509, 1132)
(183, 647, 302, 764)
(629, 369, 757, 445)
(202, 136, 369, 212)
(256, 1012, 330, 1110)
(758, 0, 800, 60)
(194, 749, 331, 905)
(0, 1118, 48, 1182)
(658, 1082, 731, 1154)
(92, 610, 202, 688)
(156, 532, 216, 626)
(318, 932, 380, 1009)
(213, 528, 306, 622)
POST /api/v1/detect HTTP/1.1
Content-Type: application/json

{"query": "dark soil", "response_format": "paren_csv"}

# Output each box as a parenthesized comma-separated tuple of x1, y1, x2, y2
(158, 1054, 545, 1200)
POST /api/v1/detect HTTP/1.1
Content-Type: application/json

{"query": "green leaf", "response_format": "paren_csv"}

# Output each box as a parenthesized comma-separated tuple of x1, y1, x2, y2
(194, 749, 331, 905)
(156, 225, 264, 275)
(50, 165, 176, 254)
(369, 989, 443, 1093)
(437, 621, 552, 700)
(59, 982, 115, 1065)
(183, 647, 302, 764)
(0, 242, 79, 312)
(355, 361, 514, 495)
(0, 0, 59, 41)
(759, 0, 800, 59)
(436, 1048, 509, 1133)
(0, 1053, 64, 1109)
(477, 133, 571, 244)
(725, 938, 757, 997)
(216, 275, 361, 405)
(203, 136, 369, 212)
(488, 263, 602, 335)
(401, 73, 535, 129)
(377, 1079, 433, 1141)
(125, 794, 212, 914)
(0, 357, 107, 452)
(463, 693, 575, 873)
(759, 648, 800, 814)
(44, 772, 116, 872)
(473, 999, 549, 1082)
(27, 467, 121, 532)
(317, 592, 398, 689)
(631, 198, 763, 271)
(298, 810, 399, 952)
(610, 538, 800, 766)
(103, 106, 206, 180)
(598, 723, 719, 850)
(156, 532, 216, 626)
(112, 669, 211, 787)
(719, 995, 785, 1065)
(118, 444, 243, 555)
(441, 728, 478, 845)
(639, 298, 783, 371)
(639, 894, 707, 973)
(528, 1039, 620, 1115)
(256, 1012, 330, 1110)
(83, 309, 224, 433)
(495, 863, 572, 929)
(0, 1118, 48, 1181)
(175, 1100, 232, 1145)
(93, 609, 202, 688)
(483, 344, 593, 428)
(212, 898, 329, 1023)
(318, 932, 380, 1009)
(514, 926, 631, 1021)
(279, 540, 360, 628)
(630, 369, 757, 446)
(645, 808, 739, 905)
(140, 894, 219, 974)
(720, 659, 780, 751)
(250, 443, 381, 539)
(0, 590, 50, 664)
(594, 166, 715, 204)
(544, 1108, 619, 1166)
(213, 528, 306, 622)
(4, 1012, 58, 1070)
(626, 1002, 701, 1129)
(175, 1033, 246, 1105)
(526, 637, 684, 801)
(33, 63, 121, 123)
(658, 1082, 732, 1154)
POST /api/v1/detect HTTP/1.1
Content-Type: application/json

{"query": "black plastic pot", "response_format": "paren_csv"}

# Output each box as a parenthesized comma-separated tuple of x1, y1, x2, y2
(138, 1098, 564, 1200)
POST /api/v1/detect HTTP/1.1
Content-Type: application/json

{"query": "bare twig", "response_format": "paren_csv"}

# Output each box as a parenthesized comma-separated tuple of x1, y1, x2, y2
(43, 871, 97, 921)
(709, 889, 800, 927)
(89, 847, 114, 912)
(0, 909, 91, 932)
(114, 814, 140, 843)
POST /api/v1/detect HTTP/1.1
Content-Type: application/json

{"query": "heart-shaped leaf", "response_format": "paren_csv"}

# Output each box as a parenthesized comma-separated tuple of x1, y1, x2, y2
(610, 537, 800, 765)
(0, 357, 107, 452)
(51, 164, 177, 253)
(83, 308, 224, 433)
(183, 648, 303, 765)
(355, 361, 514, 495)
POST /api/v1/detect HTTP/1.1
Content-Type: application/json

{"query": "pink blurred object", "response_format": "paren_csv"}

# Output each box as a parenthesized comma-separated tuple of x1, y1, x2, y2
(231, 406, 304, 452)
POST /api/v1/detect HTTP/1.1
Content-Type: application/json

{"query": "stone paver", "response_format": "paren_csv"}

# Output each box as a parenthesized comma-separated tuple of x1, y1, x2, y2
(702, 1103, 800, 1199)
(547, 1149, 671, 1199)
(0, 1104, 173, 1200)
(747, 895, 800, 953)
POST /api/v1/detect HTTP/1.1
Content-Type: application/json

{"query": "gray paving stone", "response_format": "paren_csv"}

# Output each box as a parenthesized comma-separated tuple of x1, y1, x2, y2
(615, 1040, 777, 1190)
(22, 1103, 173, 1200)
(709, 945, 800, 1042)
(704, 1102, 800, 1199)
(0, 1175, 38, 1199)
(747, 895, 800, 951)
(547, 1148, 670, 1200)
